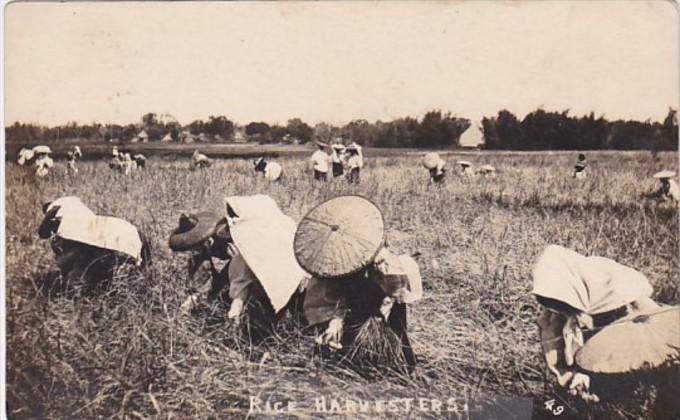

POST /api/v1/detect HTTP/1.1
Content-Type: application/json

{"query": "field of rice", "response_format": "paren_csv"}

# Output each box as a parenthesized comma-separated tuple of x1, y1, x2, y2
(5, 150, 679, 419)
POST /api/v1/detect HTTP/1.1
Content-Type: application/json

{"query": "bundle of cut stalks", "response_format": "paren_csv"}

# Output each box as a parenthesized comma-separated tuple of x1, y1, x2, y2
(345, 316, 406, 373)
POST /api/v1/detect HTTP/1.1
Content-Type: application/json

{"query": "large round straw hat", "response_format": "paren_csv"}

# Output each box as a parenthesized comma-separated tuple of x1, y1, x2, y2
(169, 211, 227, 252)
(422, 152, 440, 169)
(294, 195, 385, 279)
(32, 145, 52, 154)
(575, 306, 680, 374)
(457, 160, 471, 167)
(653, 170, 677, 179)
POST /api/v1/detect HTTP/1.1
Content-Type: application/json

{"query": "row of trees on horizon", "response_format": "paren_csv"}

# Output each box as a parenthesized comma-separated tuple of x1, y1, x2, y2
(5, 108, 678, 150)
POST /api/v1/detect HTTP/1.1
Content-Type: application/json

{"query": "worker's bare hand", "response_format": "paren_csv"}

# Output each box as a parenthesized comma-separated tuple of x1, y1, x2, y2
(228, 298, 244, 324)
(315, 317, 344, 350)
(226, 243, 239, 258)
(568, 373, 598, 402)
(379, 296, 394, 321)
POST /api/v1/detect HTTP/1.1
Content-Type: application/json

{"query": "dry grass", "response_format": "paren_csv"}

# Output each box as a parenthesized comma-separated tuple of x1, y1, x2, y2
(5, 150, 679, 419)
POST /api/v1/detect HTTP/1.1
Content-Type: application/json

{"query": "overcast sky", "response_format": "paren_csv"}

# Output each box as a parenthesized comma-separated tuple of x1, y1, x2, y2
(4, 1, 678, 132)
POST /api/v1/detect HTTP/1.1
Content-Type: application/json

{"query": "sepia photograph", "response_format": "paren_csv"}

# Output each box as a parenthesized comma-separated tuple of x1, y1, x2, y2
(2, 1, 679, 418)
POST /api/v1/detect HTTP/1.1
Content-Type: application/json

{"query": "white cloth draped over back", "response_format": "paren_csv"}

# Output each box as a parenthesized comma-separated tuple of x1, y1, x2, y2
(224, 195, 307, 312)
(533, 245, 654, 366)
(533, 244, 656, 379)
(532, 245, 653, 316)
(47, 196, 144, 263)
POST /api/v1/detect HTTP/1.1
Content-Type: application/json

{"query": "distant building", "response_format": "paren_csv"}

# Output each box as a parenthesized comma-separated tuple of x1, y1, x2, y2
(459, 122, 484, 148)
(233, 129, 247, 143)
(180, 131, 195, 144)
(282, 134, 300, 144)
(161, 133, 173, 143)
(131, 129, 149, 143)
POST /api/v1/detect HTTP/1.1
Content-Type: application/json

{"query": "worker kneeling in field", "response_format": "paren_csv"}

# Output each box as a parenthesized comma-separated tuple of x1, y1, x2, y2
(532, 245, 680, 404)
(169, 211, 233, 312)
(38, 196, 151, 291)
(573, 153, 587, 179)
(345, 143, 363, 184)
(294, 195, 423, 374)
(33, 146, 54, 178)
(17, 147, 35, 166)
(457, 160, 475, 177)
(192, 149, 212, 170)
(423, 152, 446, 184)
(253, 157, 283, 182)
(170, 195, 307, 341)
(652, 170, 679, 203)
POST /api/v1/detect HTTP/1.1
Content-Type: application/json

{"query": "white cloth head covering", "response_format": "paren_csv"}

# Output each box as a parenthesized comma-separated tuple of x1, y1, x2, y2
(264, 162, 282, 181)
(46, 196, 143, 263)
(374, 250, 423, 304)
(17, 148, 35, 165)
(532, 245, 653, 315)
(224, 195, 307, 312)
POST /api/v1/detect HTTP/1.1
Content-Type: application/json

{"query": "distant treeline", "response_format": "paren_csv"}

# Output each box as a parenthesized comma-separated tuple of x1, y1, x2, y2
(482, 108, 678, 151)
(5, 108, 678, 150)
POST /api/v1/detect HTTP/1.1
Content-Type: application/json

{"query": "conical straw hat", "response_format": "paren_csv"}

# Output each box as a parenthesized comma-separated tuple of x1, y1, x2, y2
(653, 170, 676, 179)
(294, 195, 385, 279)
(422, 152, 440, 169)
(575, 306, 680, 374)
(32, 145, 52, 154)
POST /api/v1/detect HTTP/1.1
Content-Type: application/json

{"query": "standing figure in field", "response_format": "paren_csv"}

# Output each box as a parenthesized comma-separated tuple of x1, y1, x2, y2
(532, 245, 680, 403)
(118, 150, 136, 175)
(573, 153, 587, 179)
(33, 145, 54, 178)
(17, 147, 35, 166)
(66, 145, 82, 176)
(310, 141, 330, 182)
(345, 143, 363, 184)
(330, 142, 346, 178)
(192, 149, 212, 170)
(423, 152, 446, 184)
(66, 151, 78, 176)
(253, 157, 283, 182)
(457, 160, 475, 177)
(109, 146, 123, 172)
(294, 196, 424, 374)
(652, 170, 679, 203)
(38, 196, 151, 289)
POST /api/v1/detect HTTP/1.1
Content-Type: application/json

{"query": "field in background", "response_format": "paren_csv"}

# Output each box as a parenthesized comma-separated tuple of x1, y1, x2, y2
(5, 151, 679, 419)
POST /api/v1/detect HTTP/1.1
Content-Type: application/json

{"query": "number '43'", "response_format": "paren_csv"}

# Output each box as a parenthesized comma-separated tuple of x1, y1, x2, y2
(544, 399, 564, 416)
